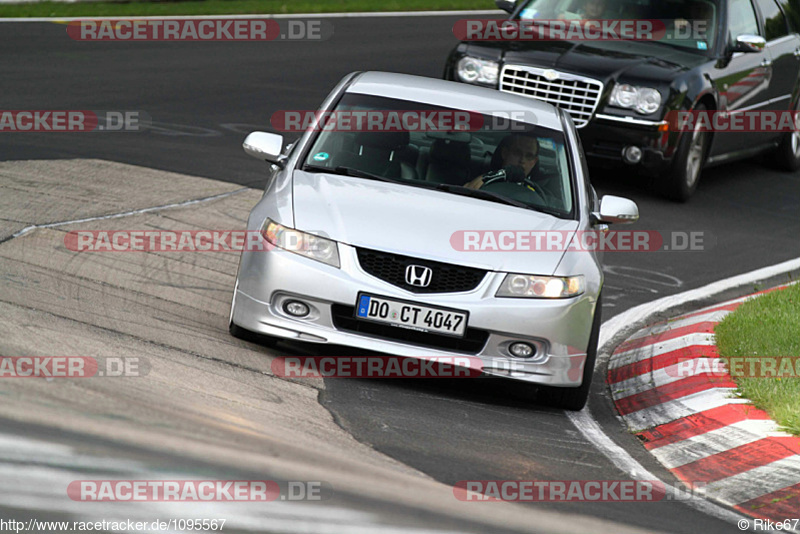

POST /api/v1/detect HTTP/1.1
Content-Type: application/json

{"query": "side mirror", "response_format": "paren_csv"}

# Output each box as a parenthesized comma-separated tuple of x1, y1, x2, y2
(592, 195, 639, 225)
(243, 131, 285, 167)
(732, 34, 766, 53)
(495, 0, 517, 13)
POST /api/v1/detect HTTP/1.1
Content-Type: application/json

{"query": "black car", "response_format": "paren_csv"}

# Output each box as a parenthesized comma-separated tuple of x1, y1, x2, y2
(445, 0, 800, 200)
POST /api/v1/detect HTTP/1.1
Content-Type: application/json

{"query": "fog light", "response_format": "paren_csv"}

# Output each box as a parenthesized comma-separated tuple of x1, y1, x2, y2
(622, 146, 643, 164)
(509, 342, 536, 359)
(284, 300, 310, 317)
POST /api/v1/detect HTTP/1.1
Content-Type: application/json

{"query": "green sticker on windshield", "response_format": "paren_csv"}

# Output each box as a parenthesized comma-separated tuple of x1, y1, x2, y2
(313, 152, 329, 161)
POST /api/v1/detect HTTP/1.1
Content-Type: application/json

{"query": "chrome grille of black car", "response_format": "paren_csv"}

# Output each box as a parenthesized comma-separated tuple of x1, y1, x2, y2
(355, 247, 486, 294)
(500, 65, 604, 128)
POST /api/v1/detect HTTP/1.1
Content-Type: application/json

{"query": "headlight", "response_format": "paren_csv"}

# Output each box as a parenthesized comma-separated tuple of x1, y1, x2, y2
(609, 84, 662, 115)
(496, 274, 585, 298)
(261, 219, 340, 268)
(456, 57, 499, 86)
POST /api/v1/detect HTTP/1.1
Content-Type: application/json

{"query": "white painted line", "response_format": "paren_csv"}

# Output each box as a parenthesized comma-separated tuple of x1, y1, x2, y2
(610, 333, 716, 370)
(621, 388, 747, 433)
(0, 10, 504, 22)
(611, 357, 726, 401)
(565, 409, 755, 527)
(626, 310, 731, 341)
(650, 420, 787, 469)
(702, 455, 800, 506)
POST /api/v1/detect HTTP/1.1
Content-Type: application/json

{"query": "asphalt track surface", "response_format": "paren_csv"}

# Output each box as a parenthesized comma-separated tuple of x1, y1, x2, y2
(1, 14, 800, 534)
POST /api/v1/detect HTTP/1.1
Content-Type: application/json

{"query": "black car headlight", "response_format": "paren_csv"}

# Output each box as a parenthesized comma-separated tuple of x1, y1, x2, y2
(609, 84, 662, 115)
(456, 57, 499, 86)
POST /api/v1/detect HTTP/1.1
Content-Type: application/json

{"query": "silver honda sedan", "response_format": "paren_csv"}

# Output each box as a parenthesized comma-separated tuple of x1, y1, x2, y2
(229, 71, 638, 410)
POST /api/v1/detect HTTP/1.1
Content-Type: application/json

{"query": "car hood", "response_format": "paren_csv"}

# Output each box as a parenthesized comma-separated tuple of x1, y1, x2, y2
(473, 40, 707, 82)
(292, 170, 579, 275)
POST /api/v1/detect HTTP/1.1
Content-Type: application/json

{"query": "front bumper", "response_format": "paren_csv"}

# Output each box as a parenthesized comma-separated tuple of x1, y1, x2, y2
(580, 114, 673, 173)
(232, 244, 599, 387)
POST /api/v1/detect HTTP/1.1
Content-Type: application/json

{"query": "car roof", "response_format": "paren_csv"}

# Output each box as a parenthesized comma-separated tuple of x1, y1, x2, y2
(345, 71, 565, 132)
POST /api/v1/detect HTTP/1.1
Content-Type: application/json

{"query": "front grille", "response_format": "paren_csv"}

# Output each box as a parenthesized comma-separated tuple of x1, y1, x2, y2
(500, 65, 604, 128)
(331, 304, 489, 353)
(356, 247, 486, 294)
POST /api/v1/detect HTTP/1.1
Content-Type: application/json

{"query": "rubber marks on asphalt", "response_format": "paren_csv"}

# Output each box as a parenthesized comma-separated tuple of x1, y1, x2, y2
(608, 288, 800, 522)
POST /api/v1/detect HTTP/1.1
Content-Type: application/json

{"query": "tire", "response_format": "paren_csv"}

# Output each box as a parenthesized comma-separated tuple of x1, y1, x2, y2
(538, 293, 602, 411)
(658, 103, 710, 202)
(771, 128, 800, 172)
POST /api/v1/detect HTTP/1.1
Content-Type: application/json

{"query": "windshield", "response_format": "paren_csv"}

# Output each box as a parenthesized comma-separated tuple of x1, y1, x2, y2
(301, 94, 575, 217)
(516, 0, 719, 52)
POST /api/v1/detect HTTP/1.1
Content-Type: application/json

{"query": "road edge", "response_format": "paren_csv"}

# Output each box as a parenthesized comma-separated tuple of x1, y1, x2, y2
(567, 257, 800, 532)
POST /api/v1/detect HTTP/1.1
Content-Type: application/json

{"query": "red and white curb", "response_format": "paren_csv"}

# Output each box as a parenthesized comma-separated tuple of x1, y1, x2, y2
(609, 286, 800, 523)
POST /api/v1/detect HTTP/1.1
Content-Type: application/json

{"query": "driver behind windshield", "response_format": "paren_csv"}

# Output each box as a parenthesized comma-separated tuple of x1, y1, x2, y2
(464, 134, 540, 190)
(464, 134, 562, 207)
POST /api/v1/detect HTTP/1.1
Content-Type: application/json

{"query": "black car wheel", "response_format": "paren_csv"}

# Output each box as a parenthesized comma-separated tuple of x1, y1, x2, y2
(538, 293, 601, 411)
(771, 128, 800, 172)
(659, 103, 709, 202)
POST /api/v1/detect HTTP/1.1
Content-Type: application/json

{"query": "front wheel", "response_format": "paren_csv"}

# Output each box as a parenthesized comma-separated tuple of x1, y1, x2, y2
(538, 293, 602, 411)
(771, 128, 800, 172)
(658, 104, 709, 202)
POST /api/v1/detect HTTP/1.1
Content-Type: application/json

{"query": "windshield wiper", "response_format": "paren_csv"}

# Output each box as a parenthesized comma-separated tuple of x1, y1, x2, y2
(301, 164, 405, 185)
(434, 183, 567, 218)
(433, 183, 530, 209)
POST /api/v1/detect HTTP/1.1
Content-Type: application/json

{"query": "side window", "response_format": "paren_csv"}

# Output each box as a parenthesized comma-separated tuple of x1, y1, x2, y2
(774, 0, 800, 32)
(755, 0, 790, 40)
(729, 0, 761, 41)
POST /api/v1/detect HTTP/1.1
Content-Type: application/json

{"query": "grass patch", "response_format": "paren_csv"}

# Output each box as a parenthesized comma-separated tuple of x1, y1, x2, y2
(0, 0, 494, 18)
(715, 283, 800, 436)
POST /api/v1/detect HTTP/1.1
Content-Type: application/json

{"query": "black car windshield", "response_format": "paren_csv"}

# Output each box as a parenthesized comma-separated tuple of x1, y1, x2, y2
(516, 0, 720, 52)
(301, 93, 575, 217)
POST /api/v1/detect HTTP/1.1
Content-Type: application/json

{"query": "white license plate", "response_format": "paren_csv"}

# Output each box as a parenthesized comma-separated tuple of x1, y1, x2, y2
(355, 293, 468, 338)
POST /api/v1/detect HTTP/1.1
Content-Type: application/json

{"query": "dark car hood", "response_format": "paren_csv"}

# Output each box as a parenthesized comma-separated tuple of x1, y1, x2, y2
(471, 40, 707, 82)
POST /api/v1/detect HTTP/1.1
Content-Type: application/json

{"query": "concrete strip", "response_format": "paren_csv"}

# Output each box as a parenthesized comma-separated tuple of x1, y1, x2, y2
(610, 333, 716, 370)
(626, 310, 731, 341)
(621, 388, 748, 433)
(611, 358, 727, 401)
(0, 158, 242, 242)
(702, 455, 800, 506)
(649, 420, 788, 469)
